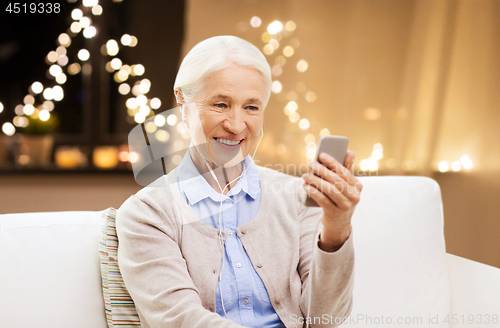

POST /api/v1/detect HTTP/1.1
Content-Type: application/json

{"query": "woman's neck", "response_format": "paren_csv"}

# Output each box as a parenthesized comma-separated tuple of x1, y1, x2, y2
(188, 148, 244, 195)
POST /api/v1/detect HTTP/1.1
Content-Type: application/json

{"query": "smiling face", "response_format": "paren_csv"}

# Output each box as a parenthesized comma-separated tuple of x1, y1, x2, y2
(183, 64, 267, 168)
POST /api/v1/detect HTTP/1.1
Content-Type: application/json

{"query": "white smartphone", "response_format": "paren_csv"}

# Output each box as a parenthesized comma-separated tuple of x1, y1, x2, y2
(302, 135, 350, 207)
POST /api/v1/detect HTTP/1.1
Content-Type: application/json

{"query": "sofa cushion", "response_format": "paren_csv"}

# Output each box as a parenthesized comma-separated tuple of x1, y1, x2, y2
(342, 176, 451, 327)
(99, 207, 141, 327)
(0, 210, 107, 328)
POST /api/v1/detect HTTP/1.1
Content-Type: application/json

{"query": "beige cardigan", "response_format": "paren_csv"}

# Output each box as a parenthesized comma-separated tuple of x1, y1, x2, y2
(116, 164, 354, 328)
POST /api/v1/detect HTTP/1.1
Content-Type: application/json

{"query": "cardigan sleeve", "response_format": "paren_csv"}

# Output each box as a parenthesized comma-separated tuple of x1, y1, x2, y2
(297, 203, 355, 327)
(116, 194, 247, 328)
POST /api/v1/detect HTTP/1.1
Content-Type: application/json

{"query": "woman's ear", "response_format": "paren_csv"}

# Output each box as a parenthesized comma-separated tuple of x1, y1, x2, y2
(174, 89, 188, 122)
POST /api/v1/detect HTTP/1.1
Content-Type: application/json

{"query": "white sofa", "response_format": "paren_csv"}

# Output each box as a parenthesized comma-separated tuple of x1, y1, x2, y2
(1, 176, 499, 328)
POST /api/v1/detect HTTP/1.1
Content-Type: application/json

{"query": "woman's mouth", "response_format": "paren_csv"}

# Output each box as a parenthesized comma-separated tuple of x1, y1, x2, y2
(214, 137, 243, 147)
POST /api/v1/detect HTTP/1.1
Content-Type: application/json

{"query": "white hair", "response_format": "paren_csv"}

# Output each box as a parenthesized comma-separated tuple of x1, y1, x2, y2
(173, 35, 272, 107)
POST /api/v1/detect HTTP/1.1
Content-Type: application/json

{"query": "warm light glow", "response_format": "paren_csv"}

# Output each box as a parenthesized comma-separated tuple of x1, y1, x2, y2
(145, 121, 157, 133)
(250, 16, 261, 28)
(287, 90, 298, 101)
(23, 104, 35, 115)
(386, 158, 396, 169)
(438, 161, 449, 172)
(134, 113, 146, 124)
(296, 59, 308, 72)
(289, 112, 300, 123)
(283, 46, 294, 57)
(92, 5, 103, 15)
(80, 17, 91, 29)
(451, 161, 461, 172)
(306, 149, 316, 160)
(0, 102, 3, 113)
(126, 98, 138, 109)
(139, 105, 150, 116)
(139, 79, 151, 94)
(154, 115, 166, 127)
(306, 141, 317, 151)
(68, 63, 81, 75)
(285, 21, 296, 32)
(285, 101, 298, 113)
(117, 69, 129, 82)
(275, 56, 286, 66)
(133, 64, 145, 76)
(110, 58, 122, 70)
(299, 118, 310, 130)
(167, 114, 177, 126)
(305, 134, 315, 143)
(83, 0, 98, 7)
(150, 97, 161, 109)
(305, 91, 317, 102)
(2, 122, 15, 136)
(155, 130, 170, 142)
(121, 34, 132, 46)
(269, 39, 279, 50)
(53, 86, 64, 101)
(373, 143, 383, 151)
(136, 95, 147, 106)
(93, 146, 119, 170)
(106, 39, 119, 56)
(71, 9, 83, 20)
(319, 128, 330, 137)
(176, 123, 186, 133)
(31, 82, 43, 94)
(261, 32, 272, 43)
(271, 81, 282, 94)
(57, 54, 69, 66)
(78, 49, 90, 61)
(460, 155, 473, 169)
(364, 107, 381, 120)
(128, 152, 139, 163)
(263, 44, 274, 56)
(129, 36, 138, 47)
(24, 94, 35, 105)
(267, 21, 283, 34)
(271, 65, 282, 76)
(49, 64, 63, 77)
(118, 83, 131, 95)
(131, 85, 141, 96)
(47, 51, 58, 63)
(15, 104, 24, 116)
(43, 100, 54, 111)
(56, 73, 67, 84)
(39, 109, 50, 121)
(83, 26, 97, 39)
(13, 116, 29, 127)
(372, 149, 383, 160)
(70, 22, 82, 33)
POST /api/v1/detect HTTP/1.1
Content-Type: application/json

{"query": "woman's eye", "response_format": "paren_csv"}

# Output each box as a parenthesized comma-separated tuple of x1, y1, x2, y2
(214, 103, 227, 109)
(247, 106, 259, 111)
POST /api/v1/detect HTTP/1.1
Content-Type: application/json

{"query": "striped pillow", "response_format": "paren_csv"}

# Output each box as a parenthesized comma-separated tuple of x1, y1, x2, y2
(99, 208, 142, 327)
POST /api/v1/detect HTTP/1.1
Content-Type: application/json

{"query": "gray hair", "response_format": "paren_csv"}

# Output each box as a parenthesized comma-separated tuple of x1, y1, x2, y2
(173, 35, 272, 107)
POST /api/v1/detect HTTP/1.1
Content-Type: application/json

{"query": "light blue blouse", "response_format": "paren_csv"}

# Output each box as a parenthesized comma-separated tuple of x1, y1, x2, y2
(176, 152, 285, 328)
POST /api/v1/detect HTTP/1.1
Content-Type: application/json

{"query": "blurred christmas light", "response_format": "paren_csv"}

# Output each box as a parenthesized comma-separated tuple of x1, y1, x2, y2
(118, 83, 131, 95)
(47, 51, 58, 63)
(24, 94, 35, 105)
(58, 33, 71, 47)
(285, 101, 298, 113)
(150, 97, 161, 109)
(167, 114, 177, 126)
(289, 112, 300, 123)
(68, 63, 81, 75)
(106, 39, 119, 56)
(43, 100, 55, 111)
(70, 22, 82, 33)
(305, 134, 315, 143)
(299, 118, 310, 130)
(285, 21, 296, 32)
(83, 26, 97, 39)
(250, 16, 261, 28)
(139, 79, 151, 94)
(319, 128, 330, 136)
(80, 17, 91, 29)
(263, 44, 274, 55)
(145, 121, 157, 133)
(438, 161, 449, 172)
(133, 64, 145, 76)
(83, 0, 98, 8)
(134, 113, 145, 124)
(56, 73, 67, 84)
(53, 86, 64, 101)
(267, 21, 283, 34)
(2, 122, 15, 136)
(0, 102, 3, 113)
(92, 4, 103, 15)
(460, 155, 473, 169)
(129, 36, 138, 47)
(49, 64, 63, 77)
(71, 9, 83, 20)
(155, 130, 170, 142)
(271, 65, 282, 77)
(283, 46, 294, 57)
(15, 105, 24, 116)
(78, 49, 90, 61)
(31, 82, 44, 94)
(136, 95, 147, 106)
(154, 115, 166, 127)
(296, 59, 308, 72)
(39, 110, 50, 121)
(110, 58, 122, 70)
(126, 98, 138, 109)
(269, 39, 279, 50)
(271, 81, 282, 94)
(23, 104, 35, 115)
(305, 91, 317, 102)
(56, 46, 67, 56)
(57, 55, 69, 66)
(451, 161, 461, 172)
(121, 34, 132, 46)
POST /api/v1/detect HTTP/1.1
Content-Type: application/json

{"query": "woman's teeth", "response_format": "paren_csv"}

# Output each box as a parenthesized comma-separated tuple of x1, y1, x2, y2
(215, 138, 241, 146)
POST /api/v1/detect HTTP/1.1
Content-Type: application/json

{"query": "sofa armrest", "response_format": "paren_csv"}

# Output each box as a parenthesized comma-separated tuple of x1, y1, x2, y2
(447, 253, 500, 327)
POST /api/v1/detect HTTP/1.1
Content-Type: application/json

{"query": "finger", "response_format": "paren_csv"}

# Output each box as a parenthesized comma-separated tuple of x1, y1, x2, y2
(303, 183, 339, 210)
(344, 150, 356, 170)
(306, 161, 350, 197)
(303, 174, 354, 211)
(317, 152, 361, 187)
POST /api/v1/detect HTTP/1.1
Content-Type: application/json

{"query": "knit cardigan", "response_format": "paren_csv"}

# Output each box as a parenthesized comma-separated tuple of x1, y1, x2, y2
(116, 164, 355, 328)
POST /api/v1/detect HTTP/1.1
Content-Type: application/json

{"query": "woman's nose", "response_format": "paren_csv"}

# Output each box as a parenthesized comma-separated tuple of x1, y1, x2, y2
(223, 109, 245, 134)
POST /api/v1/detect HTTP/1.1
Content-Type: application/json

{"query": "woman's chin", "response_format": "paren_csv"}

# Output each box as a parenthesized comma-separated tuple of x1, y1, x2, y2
(209, 139, 245, 167)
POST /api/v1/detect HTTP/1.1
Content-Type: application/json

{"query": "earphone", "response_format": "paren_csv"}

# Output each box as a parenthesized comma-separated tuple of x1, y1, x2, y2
(180, 103, 264, 318)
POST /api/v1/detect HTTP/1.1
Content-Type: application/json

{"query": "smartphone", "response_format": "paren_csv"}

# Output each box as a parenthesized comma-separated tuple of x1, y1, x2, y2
(302, 135, 350, 207)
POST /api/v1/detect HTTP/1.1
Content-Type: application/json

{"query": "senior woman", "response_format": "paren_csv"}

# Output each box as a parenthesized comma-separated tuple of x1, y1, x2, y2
(117, 35, 361, 328)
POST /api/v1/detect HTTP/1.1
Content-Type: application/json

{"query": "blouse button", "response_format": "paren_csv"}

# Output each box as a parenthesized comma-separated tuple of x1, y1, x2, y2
(209, 307, 214, 312)
(236, 263, 242, 268)
(241, 228, 246, 234)
(257, 263, 262, 268)
(275, 297, 281, 304)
